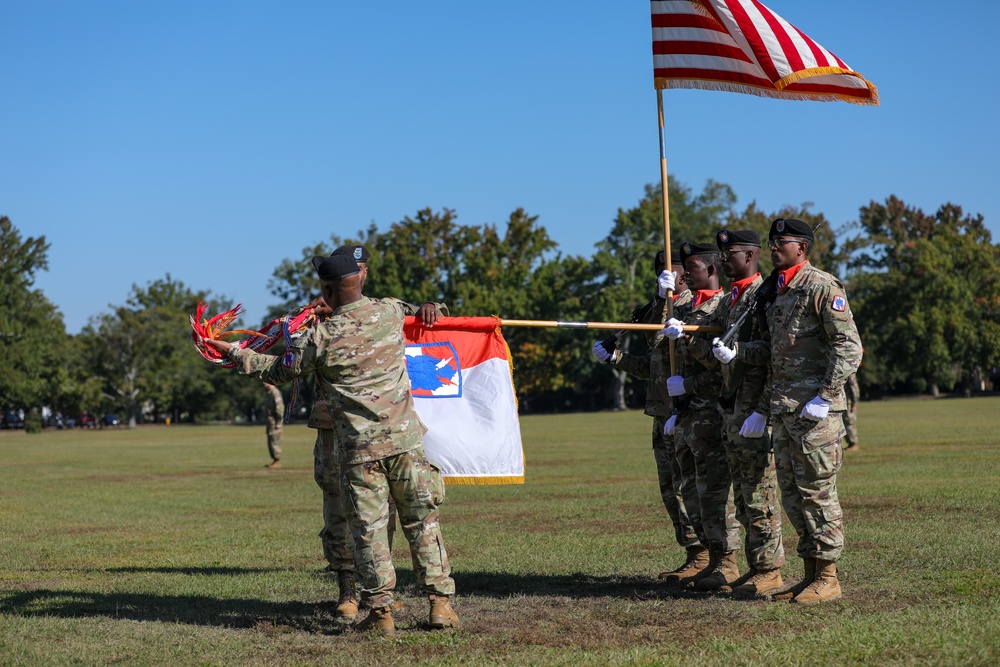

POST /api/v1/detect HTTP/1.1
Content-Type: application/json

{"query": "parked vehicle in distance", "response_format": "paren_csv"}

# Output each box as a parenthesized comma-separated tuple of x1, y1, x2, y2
(102, 414, 121, 427)
(1, 411, 25, 429)
(78, 413, 98, 429)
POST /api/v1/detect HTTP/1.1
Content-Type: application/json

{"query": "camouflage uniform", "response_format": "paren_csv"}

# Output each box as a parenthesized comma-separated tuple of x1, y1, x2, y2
(843, 374, 859, 448)
(311, 301, 448, 574)
(673, 291, 740, 556)
(735, 262, 862, 563)
(613, 290, 701, 551)
(689, 275, 784, 572)
(230, 296, 455, 608)
(263, 384, 283, 463)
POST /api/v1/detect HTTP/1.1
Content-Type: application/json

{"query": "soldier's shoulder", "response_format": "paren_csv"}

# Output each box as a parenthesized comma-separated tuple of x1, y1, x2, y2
(802, 265, 846, 291)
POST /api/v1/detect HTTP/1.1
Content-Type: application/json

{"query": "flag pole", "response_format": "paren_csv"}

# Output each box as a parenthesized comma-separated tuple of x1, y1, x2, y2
(499, 319, 721, 333)
(656, 87, 677, 374)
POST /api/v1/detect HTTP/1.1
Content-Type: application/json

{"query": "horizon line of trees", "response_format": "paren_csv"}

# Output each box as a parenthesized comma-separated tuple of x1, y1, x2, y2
(3, 176, 999, 430)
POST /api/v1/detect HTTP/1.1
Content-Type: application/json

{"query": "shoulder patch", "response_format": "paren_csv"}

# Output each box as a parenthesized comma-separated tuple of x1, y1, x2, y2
(282, 350, 297, 367)
(831, 295, 847, 312)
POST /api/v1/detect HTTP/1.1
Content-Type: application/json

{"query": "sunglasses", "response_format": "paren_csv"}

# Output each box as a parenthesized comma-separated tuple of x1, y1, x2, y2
(767, 237, 801, 249)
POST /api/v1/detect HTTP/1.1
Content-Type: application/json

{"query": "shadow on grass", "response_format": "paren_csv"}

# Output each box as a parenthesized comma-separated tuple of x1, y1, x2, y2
(103, 566, 293, 575)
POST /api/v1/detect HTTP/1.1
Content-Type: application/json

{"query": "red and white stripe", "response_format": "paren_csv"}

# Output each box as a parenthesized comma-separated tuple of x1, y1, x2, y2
(651, 0, 878, 105)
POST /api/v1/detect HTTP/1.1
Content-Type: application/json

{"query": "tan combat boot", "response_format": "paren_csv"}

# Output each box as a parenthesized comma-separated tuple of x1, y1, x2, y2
(335, 571, 359, 622)
(353, 606, 395, 636)
(772, 557, 815, 602)
(719, 568, 757, 594)
(428, 594, 460, 629)
(732, 568, 784, 599)
(658, 547, 710, 586)
(790, 560, 842, 605)
(696, 551, 741, 591)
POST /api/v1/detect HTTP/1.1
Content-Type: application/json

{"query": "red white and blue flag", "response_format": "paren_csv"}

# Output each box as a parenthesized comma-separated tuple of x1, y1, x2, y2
(404, 316, 524, 485)
(652, 0, 878, 105)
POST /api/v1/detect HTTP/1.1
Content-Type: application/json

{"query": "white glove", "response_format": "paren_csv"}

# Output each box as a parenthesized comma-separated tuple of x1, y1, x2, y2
(663, 415, 677, 435)
(739, 412, 768, 438)
(657, 270, 676, 298)
(662, 318, 686, 340)
(712, 337, 736, 364)
(592, 340, 611, 363)
(800, 395, 831, 421)
(666, 375, 687, 397)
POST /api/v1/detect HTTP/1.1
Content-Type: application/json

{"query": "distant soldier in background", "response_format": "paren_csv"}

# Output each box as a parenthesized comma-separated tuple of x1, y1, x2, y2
(843, 374, 860, 450)
(592, 250, 707, 582)
(661, 242, 741, 591)
(714, 218, 862, 605)
(263, 383, 284, 469)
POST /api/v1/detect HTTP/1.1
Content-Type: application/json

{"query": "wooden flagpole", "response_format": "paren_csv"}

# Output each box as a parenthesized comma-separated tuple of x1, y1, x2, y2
(499, 319, 721, 333)
(656, 87, 678, 374)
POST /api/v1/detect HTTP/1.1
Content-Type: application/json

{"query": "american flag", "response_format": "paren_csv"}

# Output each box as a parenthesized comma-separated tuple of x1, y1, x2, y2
(651, 0, 878, 105)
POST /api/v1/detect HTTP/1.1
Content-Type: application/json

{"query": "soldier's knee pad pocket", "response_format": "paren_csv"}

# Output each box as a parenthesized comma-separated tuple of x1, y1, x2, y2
(429, 463, 446, 506)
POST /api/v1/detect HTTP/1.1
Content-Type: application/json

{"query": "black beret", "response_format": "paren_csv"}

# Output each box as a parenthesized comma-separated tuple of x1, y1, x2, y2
(769, 218, 813, 242)
(716, 229, 760, 249)
(312, 254, 361, 281)
(331, 244, 371, 263)
(679, 241, 719, 263)
(653, 249, 682, 268)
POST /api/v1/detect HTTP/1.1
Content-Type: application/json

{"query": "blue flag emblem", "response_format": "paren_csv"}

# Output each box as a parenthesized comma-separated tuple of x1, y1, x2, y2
(406, 342, 462, 398)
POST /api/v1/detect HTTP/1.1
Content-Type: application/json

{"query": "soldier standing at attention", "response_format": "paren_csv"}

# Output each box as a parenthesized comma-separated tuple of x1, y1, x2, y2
(714, 218, 862, 604)
(205, 253, 458, 637)
(592, 250, 708, 583)
(262, 383, 284, 469)
(685, 230, 785, 597)
(843, 374, 860, 450)
(660, 242, 741, 591)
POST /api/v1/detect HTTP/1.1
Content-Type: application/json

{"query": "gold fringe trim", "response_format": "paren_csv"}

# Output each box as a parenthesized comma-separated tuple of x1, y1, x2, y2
(444, 475, 525, 485)
(654, 77, 878, 106)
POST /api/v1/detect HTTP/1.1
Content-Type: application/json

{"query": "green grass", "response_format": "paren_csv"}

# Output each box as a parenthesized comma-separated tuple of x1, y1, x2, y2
(1, 398, 998, 666)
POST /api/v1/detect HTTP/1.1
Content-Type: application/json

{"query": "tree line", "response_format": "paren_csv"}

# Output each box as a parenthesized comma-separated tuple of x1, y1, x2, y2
(3, 177, 998, 430)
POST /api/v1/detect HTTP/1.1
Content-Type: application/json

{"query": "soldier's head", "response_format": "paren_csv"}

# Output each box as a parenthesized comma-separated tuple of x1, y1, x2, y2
(767, 218, 811, 270)
(331, 244, 371, 289)
(716, 229, 761, 280)
(679, 242, 721, 291)
(312, 254, 363, 309)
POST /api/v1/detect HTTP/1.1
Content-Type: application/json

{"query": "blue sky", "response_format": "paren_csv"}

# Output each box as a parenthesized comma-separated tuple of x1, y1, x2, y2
(3, 1, 997, 333)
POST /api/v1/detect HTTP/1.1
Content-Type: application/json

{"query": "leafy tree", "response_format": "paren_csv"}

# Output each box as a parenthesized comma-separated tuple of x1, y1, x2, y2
(0, 216, 68, 427)
(842, 196, 1000, 396)
(727, 201, 840, 276)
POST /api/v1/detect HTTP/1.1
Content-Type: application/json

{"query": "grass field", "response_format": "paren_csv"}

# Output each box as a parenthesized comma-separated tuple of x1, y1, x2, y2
(1, 398, 999, 666)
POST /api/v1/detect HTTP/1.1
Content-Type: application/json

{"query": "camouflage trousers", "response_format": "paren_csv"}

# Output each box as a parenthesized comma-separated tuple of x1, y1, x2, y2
(651, 416, 701, 550)
(772, 411, 846, 562)
(722, 414, 785, 571)
(676, 408, 740, 554)
(343, 445, 455, 609)
(266, 420, 282, 461)
(842, 407, 858, 447)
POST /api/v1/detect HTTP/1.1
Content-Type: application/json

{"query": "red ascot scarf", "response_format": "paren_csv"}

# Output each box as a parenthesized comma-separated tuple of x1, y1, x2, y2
(692, 287, 722, 308)
(730, 273, 760, 305)
(777, 262, 808, 292)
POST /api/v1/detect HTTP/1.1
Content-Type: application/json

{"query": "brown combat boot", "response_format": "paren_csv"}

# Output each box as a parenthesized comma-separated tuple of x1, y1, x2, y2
(265, 460, 281, 469)
(772, 557, 816, 602)
(732, 568, 784, 599)
(696, 551, 741, 591)
(335, 571, 359, 622)
(353, 606, 395, 636)
(658, 547, 710, 586)
(791, 560, 842, 605)
(719, 568, 757, 594)
(428, 594, 460, 629)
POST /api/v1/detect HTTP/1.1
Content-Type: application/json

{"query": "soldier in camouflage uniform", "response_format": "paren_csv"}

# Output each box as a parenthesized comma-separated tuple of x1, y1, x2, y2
(205, 253, 458, 637)
(592, 250, 707, 582)
(263, 383, 284, 469)
(843, 373, 860, 450)
(715, 218, 862, 605)
(661, 242, 741, 590)
(303, 244, 448, 623)
(686, 230, 785, 597)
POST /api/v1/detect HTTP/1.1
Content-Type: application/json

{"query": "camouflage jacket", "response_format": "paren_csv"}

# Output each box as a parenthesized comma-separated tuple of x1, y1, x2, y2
(688, 275, 771, 419)
(231, 296, 427, 464)
(308, 299, 447, 431)
(674, 289, 726, 413)
(735, 262, 862, 414)
(263, 384, 284, 424)
(614, 290, 692, 417)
